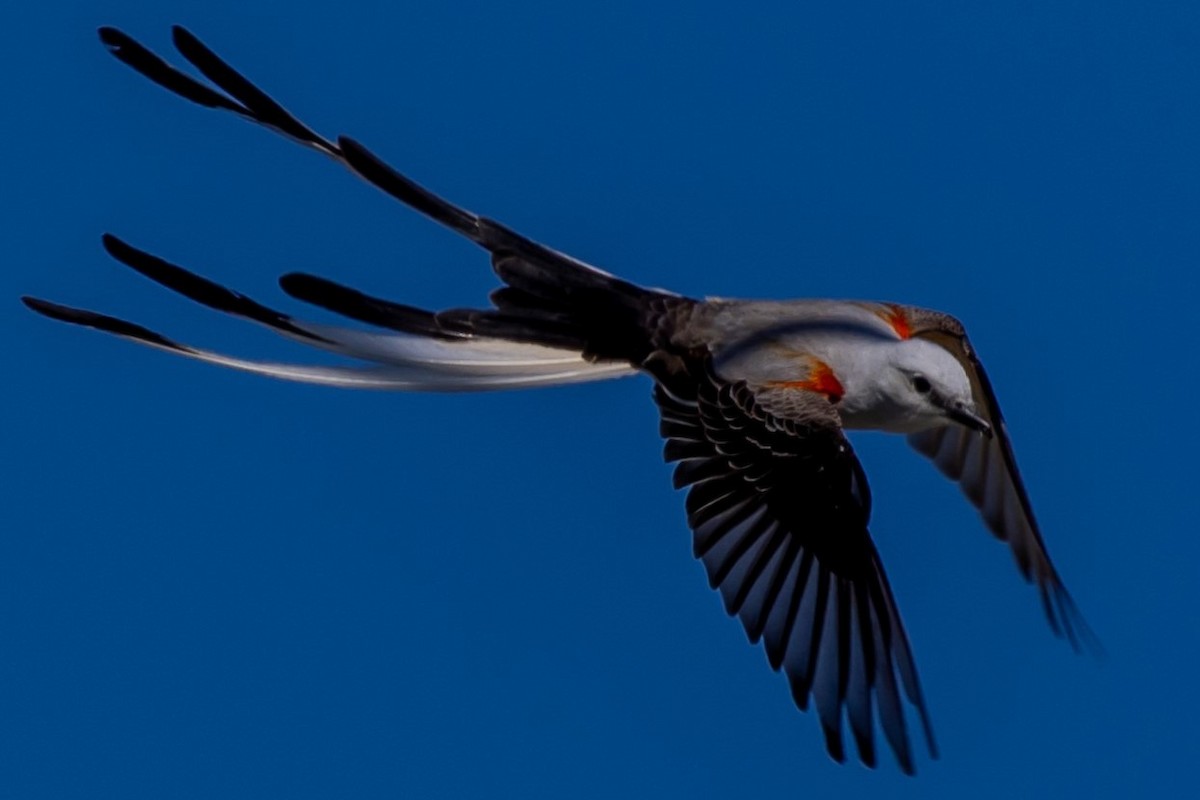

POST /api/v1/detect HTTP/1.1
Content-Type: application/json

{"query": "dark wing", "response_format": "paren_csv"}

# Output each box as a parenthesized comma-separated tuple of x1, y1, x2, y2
(903, 313, 1098, 652)
(651, 355, 937, 774)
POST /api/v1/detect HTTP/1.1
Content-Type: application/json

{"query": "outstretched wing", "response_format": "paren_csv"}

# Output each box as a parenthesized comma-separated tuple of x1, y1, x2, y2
(901, 310, 1097, 652)
(651, 356, 938, 774)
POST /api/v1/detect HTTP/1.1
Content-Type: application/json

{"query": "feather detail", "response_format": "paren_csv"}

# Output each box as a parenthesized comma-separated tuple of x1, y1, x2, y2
(22, 296, 636, 391)
(880, 304, 912, 340)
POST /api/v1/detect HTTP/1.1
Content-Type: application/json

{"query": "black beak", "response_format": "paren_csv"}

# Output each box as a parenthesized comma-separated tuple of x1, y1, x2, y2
(946, 402, 993, 437)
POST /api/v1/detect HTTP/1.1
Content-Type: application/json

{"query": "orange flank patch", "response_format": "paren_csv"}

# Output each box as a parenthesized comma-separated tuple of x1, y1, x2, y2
(768, 358, 845, 403)
(879, 304, 912, 339)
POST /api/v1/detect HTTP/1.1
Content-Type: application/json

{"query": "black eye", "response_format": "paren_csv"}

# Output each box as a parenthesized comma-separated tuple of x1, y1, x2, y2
(912, 375, 932, 394)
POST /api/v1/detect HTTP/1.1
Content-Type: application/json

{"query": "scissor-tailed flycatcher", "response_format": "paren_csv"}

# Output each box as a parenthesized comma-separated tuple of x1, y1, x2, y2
(23, 27, 1096, 774)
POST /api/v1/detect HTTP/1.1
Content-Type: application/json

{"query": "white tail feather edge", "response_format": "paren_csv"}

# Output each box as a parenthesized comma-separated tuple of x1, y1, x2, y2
(293, 321, 611, 373)
(124, 321, 638, 391)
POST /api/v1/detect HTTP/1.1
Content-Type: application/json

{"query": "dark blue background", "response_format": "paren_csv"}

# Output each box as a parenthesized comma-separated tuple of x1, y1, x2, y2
(6, 1, 1196, 796)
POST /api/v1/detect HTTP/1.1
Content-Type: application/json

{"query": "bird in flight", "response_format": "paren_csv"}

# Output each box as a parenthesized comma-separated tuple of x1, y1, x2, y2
(24, 26, 1096, 775)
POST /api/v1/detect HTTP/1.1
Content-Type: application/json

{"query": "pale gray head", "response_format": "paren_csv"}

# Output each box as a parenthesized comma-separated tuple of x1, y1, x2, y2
(838, 337, 992, 435)
(882, 338, 991, 434)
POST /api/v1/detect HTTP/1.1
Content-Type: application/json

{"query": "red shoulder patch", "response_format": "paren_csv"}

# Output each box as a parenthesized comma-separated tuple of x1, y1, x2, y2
(768, 358, 845, 403)
(880, 304, 912, 339)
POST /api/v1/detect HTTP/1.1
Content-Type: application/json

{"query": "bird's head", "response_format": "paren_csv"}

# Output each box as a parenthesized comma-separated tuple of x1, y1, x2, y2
(838, 337, 992, 435)
(881, 338, 992, 435)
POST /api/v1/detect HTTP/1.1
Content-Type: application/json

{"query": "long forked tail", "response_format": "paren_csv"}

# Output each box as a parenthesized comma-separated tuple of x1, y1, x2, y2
(25, 26, 695, 384)
(103, 27, 689, 354)
(24, 235, 645, 392)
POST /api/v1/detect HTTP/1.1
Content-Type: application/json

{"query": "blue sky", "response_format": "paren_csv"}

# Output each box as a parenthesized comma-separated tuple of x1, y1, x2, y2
(5, 1, 1198, 797)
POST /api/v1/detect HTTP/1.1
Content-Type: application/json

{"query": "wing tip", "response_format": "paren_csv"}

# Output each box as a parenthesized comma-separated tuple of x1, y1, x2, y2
(821, 722, 847, 766)
(854, 736, 878, 770)
(1051, 584, 1105, 659)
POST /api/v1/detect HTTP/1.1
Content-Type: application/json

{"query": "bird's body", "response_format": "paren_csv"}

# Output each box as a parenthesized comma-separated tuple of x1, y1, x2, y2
(24, 26, 1095, 776)
(685, 299, 974, 432)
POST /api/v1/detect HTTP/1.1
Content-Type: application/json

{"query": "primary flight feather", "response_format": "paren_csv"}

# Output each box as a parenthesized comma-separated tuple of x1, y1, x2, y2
(23, 26, 1096, 775)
